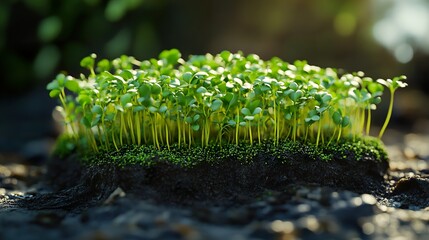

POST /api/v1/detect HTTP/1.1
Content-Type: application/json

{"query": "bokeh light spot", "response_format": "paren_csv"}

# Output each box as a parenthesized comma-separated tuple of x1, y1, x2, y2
(394, 43, 414, 63)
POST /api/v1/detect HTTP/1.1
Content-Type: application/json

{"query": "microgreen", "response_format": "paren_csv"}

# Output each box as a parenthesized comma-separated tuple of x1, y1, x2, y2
(47, 49, 407, 153)
(376, 75, 407, 139)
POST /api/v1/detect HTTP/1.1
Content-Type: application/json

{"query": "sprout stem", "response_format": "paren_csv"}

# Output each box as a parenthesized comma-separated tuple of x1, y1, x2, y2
(248, 123, 253, 145)
(316, 121, 322, 147)
(366, 107, 371, 136)
(378, 89, 394, 139)
(235, 108, 239, 146)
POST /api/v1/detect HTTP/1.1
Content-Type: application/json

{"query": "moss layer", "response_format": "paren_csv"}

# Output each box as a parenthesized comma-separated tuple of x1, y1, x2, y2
(78, 136, 387, 167)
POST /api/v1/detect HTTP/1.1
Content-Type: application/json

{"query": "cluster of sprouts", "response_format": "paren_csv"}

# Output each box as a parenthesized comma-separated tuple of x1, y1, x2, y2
(47, 49, 407, 152)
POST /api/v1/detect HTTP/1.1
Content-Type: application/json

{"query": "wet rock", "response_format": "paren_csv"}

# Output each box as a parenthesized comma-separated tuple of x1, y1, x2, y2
(390, 176, 429, 209)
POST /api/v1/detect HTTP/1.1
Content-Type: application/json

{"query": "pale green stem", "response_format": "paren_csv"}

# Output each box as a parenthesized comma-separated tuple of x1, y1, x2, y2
(378, 89, 394, 139)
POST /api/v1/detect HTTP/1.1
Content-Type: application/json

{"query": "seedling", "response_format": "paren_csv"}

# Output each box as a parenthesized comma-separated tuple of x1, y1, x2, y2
(47, 49, 406, 158)
(377, 75, 407, 139)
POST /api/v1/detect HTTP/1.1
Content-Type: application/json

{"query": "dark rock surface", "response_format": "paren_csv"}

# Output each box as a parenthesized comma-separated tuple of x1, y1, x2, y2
(1, 129, 429, 240)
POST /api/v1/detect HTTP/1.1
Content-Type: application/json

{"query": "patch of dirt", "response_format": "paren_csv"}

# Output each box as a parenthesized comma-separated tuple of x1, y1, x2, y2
(19, 149, 389, 209)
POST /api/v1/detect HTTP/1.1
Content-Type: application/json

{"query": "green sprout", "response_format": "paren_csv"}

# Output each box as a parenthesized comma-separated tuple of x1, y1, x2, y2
(377, 75, 407, 139)
(47, 49, 407, 154)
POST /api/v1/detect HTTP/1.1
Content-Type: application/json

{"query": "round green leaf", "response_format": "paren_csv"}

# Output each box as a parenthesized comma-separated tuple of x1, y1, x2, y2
(169, 78, 181, 87)
(49, 89, 60, 98)
(371, 97, 381, 104)
(195, 71, 209, 79)
(392, 75, 408, 89)
(159, 49, 181, 65)
(227, 119, 236, 126)
(97, 59, 111, 72)
(183, 72, 193, 82)
(46, 80, 59, 90)
(80, 55, 95, 69)
(241, 107, 251, 116)
(289, 82, 299, 91)
(322, 94, 332, 103)
(91, 105, 103, 114)
(311, 115, 320, 121)
(290, 90, 302, 102)
(65, 79, 80, 93)
(77, 94, 92, 105)
(192, 124, 200, 131)
(159, 105, 168, 113)
(138, 84, 151, 97)
(332, 111, 342, 125)
(133, 106, 145, 112)
(342, 116, 350, 127)
(162, 90, 172, 98)
(220, 50, 232, 62)
(120, 93, 133, 107)
(55, 74, 66, 87)
(193, 114, 200, 122)
(244, 115, 254, 121)
(248, 100, 261, 112)
(367, 82, 384, 94)
(120, 70, 134, 80)
(211, 99, 223, 111)
(260, 85, 271, 92)
(233, 78, 243, 86)
(151, 84, 161, 95)
(226, 82, 234, 89)
(253, 107, 262, 115)
(196, 86, 207, 94)
(148, 106, 158, 113)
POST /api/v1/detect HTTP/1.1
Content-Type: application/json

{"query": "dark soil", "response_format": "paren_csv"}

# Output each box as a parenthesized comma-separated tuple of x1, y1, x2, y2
(19, 146, 390, 209)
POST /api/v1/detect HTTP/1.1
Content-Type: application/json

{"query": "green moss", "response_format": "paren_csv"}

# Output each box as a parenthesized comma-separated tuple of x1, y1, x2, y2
(75, 136, 387, 167)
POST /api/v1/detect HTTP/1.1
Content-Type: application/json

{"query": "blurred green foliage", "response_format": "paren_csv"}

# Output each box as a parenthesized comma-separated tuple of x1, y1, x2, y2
(0, 0, 170, 95)
(0, 0, 422, 96)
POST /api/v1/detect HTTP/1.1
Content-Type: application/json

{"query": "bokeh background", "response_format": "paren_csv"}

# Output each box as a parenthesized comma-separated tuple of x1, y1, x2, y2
(1, 0, 429, 158)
